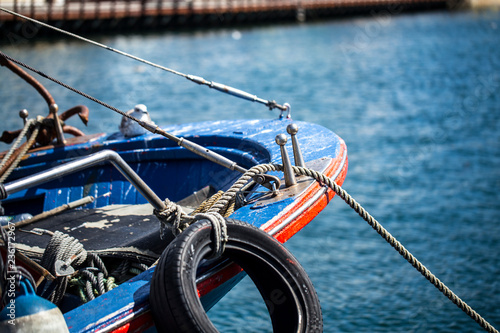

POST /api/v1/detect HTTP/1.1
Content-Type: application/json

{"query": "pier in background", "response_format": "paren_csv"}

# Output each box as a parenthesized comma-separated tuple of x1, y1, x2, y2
(0, 0, 454, 34)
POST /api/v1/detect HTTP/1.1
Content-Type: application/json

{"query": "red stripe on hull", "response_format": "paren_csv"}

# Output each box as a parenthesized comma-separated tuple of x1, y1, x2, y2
(109, 140, 348, 332)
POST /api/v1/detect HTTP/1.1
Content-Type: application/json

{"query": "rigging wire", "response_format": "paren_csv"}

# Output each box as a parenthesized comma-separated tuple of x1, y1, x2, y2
(0, 7, 287, 111)
(0, 51, 135, 122)
(0, 7, 185, 78)
(0, 50, 247, 174)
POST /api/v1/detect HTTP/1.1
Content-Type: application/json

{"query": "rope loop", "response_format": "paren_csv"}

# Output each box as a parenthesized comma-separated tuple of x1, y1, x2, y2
(193, 212, 228, 259)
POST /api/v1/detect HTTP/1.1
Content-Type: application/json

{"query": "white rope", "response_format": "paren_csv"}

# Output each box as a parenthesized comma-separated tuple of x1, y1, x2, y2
(0, 118, 35, 171)
(291, 164, 498, 333)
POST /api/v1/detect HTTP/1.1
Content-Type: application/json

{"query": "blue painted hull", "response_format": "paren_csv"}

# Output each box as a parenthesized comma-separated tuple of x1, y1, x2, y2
(1, 118, 348, 332)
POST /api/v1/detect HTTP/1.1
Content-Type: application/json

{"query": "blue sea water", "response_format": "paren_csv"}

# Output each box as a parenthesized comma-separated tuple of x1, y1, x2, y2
(1, 8, 500, 332)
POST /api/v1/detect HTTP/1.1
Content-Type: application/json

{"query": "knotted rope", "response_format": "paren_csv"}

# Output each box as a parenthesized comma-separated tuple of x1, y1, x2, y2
(153, 164, 294, 260)
(154, 198, 190, 237)
(154, 193, 235, 259)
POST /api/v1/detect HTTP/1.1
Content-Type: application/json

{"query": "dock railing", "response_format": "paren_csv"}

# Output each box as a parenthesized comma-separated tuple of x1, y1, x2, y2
(0, 0, 451, 29)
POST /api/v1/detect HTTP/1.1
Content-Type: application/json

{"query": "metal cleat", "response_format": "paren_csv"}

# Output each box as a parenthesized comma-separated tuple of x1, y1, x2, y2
(287, 123, 305, 167)
(275, 134, 297, 187)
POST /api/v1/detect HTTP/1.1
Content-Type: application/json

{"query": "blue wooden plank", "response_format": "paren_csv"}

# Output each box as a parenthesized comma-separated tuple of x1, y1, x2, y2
(44, 188, 59, 212)
(69, 183, 84, 207)
(55, 187, 71, 208)
(109, 179, 124, 205)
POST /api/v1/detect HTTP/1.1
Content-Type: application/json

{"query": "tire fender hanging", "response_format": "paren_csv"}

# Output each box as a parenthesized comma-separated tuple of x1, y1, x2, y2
(150, 218, 323, 333)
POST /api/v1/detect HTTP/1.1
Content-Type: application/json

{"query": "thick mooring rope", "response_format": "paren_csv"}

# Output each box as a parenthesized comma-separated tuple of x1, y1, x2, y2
(206, 164, 272, 215)
(188, 162, 497, 333)
(287, 164, 497, 333)
(154, 198, 189, 237)
(296, 166, 498, 333)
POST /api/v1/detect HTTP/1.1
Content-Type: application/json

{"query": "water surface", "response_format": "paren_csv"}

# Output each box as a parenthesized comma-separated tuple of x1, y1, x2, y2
(1, 9, 499, 332)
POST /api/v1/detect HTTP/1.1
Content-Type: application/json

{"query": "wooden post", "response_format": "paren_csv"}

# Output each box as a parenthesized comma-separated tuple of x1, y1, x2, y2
(141, 0, 146, 18)
(63, 0, 68, 21)
(48, 0, 52, 21)
(79, 0, 84, 21)
(13, 0, 18, 21)
(30, 0, 35, 20)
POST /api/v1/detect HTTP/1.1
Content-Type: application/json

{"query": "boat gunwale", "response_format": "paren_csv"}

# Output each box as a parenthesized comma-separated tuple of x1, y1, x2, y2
(64, 139, 348, 333)
(1, 118, 347, 332)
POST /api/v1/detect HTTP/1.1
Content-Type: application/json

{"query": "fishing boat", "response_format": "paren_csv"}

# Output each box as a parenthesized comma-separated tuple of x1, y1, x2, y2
(0, 9, 348, 333)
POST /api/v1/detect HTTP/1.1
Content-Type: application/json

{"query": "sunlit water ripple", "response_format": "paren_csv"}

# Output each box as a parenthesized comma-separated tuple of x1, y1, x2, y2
(1, 9, 499, 332)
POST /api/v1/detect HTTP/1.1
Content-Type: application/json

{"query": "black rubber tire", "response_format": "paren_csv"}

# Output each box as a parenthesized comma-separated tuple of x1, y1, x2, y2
(150, 218, 323, 333)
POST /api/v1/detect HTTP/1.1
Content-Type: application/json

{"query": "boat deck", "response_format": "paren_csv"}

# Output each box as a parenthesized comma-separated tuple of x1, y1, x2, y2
(13, 184, 214, 264)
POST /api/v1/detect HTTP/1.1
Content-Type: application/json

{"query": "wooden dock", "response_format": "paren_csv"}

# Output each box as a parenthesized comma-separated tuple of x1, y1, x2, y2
(0, 0, 451, 33)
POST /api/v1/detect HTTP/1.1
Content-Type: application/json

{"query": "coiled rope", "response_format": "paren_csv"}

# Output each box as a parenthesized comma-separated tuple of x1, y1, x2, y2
(40, 230, 86, 304)
(38, 230, 122, 304)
